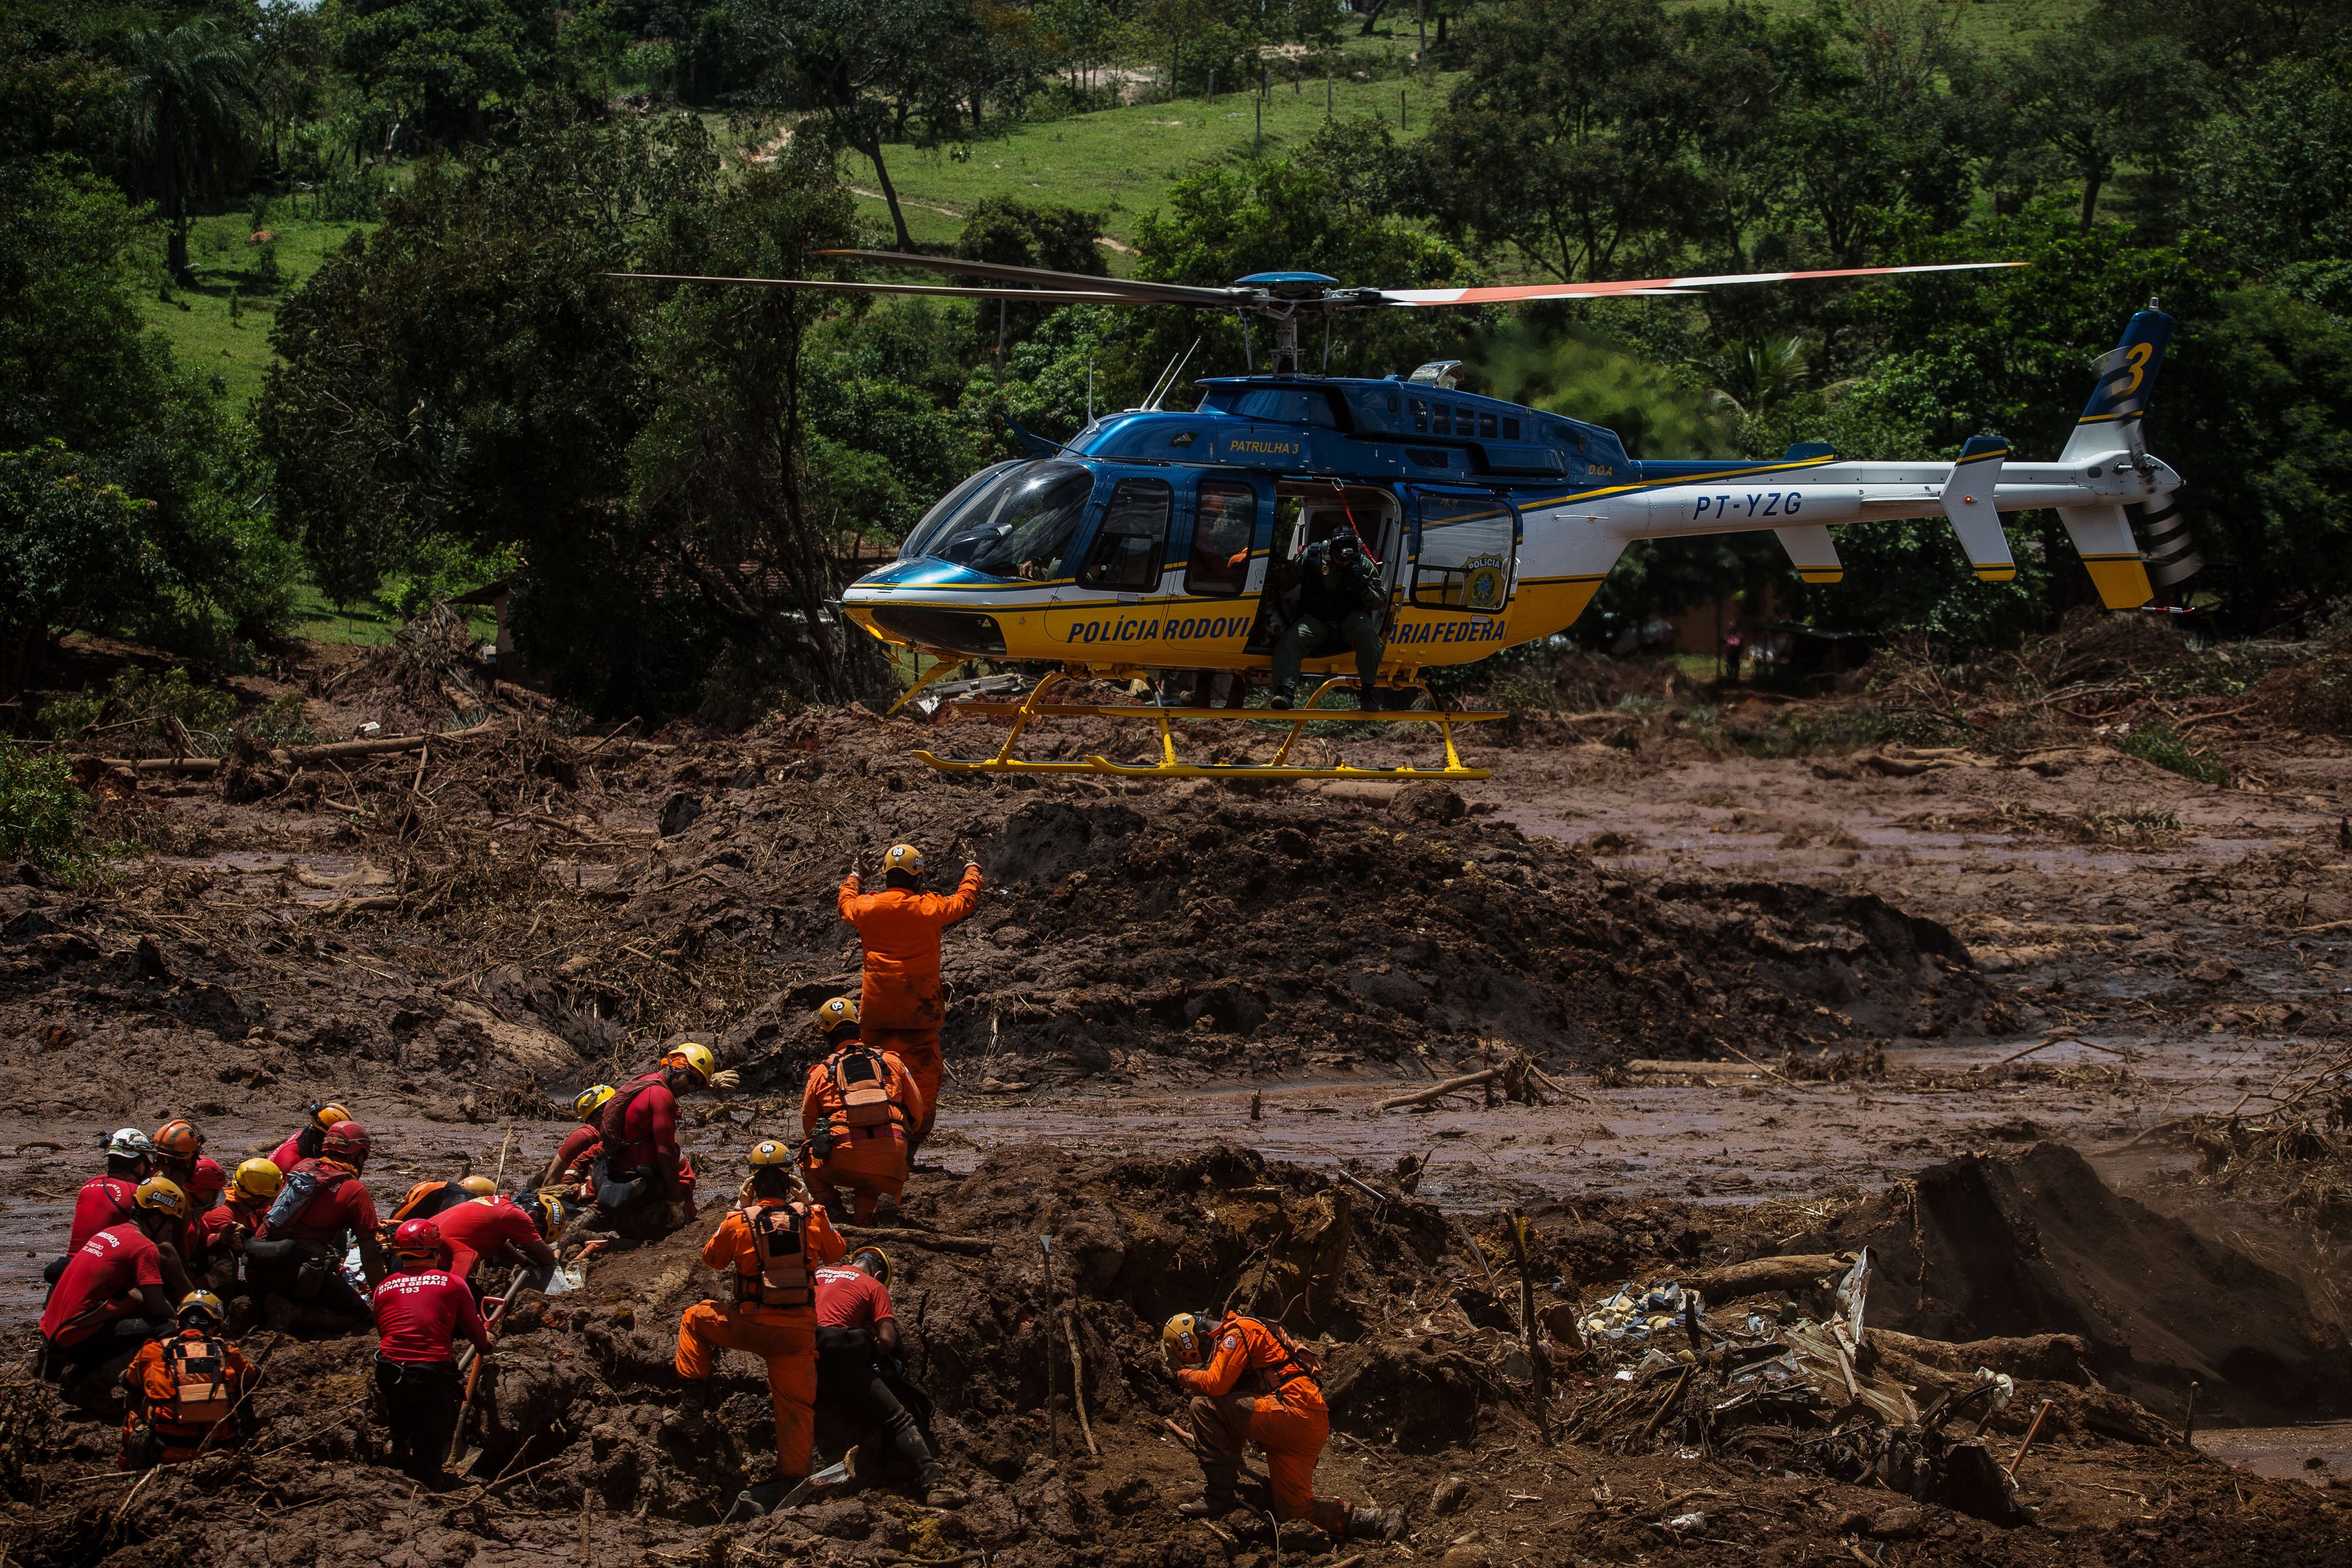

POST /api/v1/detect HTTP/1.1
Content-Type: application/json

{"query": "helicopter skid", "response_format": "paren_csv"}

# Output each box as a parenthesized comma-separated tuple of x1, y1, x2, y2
(915, 677, 1501, 781)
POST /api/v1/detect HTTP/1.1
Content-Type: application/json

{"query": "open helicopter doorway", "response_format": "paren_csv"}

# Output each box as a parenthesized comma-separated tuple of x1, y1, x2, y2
(1243, 482, 1405, 656)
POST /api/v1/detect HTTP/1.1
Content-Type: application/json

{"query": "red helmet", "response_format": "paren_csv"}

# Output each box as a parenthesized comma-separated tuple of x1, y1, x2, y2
(390, 1217, 445, 1263)
(322, 1121, 372, 1160)
(151, 1119, 203, 1159)
(189, 1156, 227, 1196)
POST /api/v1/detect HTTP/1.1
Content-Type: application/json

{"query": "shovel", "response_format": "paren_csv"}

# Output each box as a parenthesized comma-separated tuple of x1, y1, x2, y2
(450, 1265, 526, 1471)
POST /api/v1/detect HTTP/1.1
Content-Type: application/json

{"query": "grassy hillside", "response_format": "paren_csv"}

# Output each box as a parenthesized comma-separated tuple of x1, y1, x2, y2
(844, 68, 1450, 253)
(136, 213, 369, 406)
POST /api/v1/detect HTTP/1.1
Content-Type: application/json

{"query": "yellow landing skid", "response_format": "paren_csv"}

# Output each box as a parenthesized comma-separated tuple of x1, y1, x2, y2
(912, 673, 1505, 780)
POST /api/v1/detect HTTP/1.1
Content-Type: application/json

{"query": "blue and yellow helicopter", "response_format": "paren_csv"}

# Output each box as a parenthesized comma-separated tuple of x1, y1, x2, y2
(631, 253, 2192, 780)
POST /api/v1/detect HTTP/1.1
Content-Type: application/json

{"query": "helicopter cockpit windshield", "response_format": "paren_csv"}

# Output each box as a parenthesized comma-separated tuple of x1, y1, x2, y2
(908, 459, 1095, 581)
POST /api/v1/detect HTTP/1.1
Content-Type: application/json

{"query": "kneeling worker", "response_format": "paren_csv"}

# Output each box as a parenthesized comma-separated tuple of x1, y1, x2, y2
(801, 999, 923, 1224)
(251, 1119, 384, 1330)
(120, 1291, 256, 1468)
(587, 1045, 734, 1238)
(372, 1218, 490, 1488)
(674, 1140, 846, 1522)
(815, 1246, 958, 1506)
(38, 1177, 190, 1413)
(538, 1085, 615, 1193)
(1162, 1310, 1402, 1540)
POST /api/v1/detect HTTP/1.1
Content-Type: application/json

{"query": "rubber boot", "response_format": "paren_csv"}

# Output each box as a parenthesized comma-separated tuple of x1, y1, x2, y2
(1347, 1504, 1407, 1541)
(722, 1477, 791, 1524)
(1269, 687, 1294, 711)
(1177, 1463, 1241, 1519)
(919, 1463, 966, 1509)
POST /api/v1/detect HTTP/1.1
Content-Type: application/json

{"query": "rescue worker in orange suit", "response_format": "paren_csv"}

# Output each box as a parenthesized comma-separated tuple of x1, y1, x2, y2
(838, 843, 981, 1156)
(814, 1246, 960, 1507)
(801, 999, 925, 1225)
(388, 1174, 497, 1226)
(248, 1119, 385, 1331)
(199, 1159, 281, 1302)
(49, 1128, 157, 1293)
(586, 1044, 734, 1239)
(430, 1191, 558, 1290)
(38, 1177, 191, 1413)
(538, 1085, 615, 1192)
(270, 1101, 354, 1174)
(372, 1217, 491, 1489)
(119, 1290, 256, 1468)
(673, 1140, 846, 1523)
(1161, 1311, 1403, 1541)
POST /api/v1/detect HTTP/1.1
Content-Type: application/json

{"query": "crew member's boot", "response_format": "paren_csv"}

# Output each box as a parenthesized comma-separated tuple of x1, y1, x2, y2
(918, 1462, 966, 1509)
(1346, 1503, 1407, 1541)
(1268, 685, 1295, 711)
(1176, 1461, 1242, 1519)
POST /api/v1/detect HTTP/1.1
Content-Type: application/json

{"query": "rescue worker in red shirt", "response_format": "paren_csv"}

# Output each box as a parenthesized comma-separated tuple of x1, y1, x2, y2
(118, 1290, 256, 1469)
(430, 1191, 558, 1289)
(199, 1159, 281, 1299)
(814, 1247, 958, 1507)
(38, 1177, 189, 1413)
(250, 1119, 384, 1330)
(1162, 1311, 1402, 1541)
(175, 1157, 228, 1275)
(52, 1129, 158, 1292)
(838, 843, 982, 1156)
(587, 1045, 733, 1239)
(372, 1218, 491, 1488)
(536, 1085, 614, 1192)
(800, 999, 924, 1224)
(674, 1140, 845, 1522)
(269, 1101, 355, 1175)
(150, 1119, 205, 1197)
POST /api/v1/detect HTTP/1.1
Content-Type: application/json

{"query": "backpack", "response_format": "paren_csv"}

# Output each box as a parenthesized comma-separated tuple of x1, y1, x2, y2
(828, 1048, 903, 1135)
(595, 1077, 663, 1153)
(738, 1204, 814, 1310)
(160, 1336, 234, 1426)
(261, 1161, 348, 1236)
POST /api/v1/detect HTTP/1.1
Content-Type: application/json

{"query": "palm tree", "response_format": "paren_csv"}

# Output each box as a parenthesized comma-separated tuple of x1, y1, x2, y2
(118, 19, 260, 283)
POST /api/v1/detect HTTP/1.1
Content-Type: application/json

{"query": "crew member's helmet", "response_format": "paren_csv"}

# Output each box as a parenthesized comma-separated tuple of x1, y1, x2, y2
(134, 1177, 188, 1220)
(311, 1101, 354, 1131)
(232, 1159, 284, 1201)
(1161, 1312, 1212, 1368)
(322, 1121, 372, 1161)
(663, 1042, 717, 1086)
(107, 1127, 156, 1162)
(177, 1290, 228, 1328)
(189, 1156, 227, 1198)
(151, 1119, 203, 1160)
(812, 997, 860, 1037)
(456, 1175, 497, 1199)
(748, 1139, 794, 1168)
(882, 844, 924, 877)
(390, 1218, 446, 1266)
(849, 1247, 891, 1286)
(574, 1084, 616, 1121)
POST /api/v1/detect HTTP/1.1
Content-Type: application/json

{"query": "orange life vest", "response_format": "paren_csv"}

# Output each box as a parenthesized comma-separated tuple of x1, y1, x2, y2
(1228, 1315, 1323, 1396)
(736, 1203, 815, 1311)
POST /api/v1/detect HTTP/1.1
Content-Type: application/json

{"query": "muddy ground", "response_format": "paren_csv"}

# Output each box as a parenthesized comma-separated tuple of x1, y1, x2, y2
(8, 613, 2352, 1563)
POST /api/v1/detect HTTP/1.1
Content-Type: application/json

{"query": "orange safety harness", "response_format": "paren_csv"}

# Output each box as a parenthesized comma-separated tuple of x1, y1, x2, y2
(1226, 1315, 1323, 1397)
(143, 1334, 234, 1449)
(735, 1203, 815, 1311)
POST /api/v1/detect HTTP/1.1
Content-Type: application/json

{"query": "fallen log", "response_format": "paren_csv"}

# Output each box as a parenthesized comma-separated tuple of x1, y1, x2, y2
(1678, 1254, 1853, 1300)
(86, 721, 497, 776)
(838, 1224, 995, 1255)
(1625, 1058, 1766, 1077)
(1377, 1066, 1501, 1110)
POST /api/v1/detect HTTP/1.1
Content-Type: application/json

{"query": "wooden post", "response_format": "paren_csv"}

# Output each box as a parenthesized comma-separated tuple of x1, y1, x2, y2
(1508, 1212, 1551, 1442)
(1039, 1236, 1065, 1455)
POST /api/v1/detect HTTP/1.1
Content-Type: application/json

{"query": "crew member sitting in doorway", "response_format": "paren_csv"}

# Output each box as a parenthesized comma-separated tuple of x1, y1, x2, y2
(1266, 530, 1389, 710)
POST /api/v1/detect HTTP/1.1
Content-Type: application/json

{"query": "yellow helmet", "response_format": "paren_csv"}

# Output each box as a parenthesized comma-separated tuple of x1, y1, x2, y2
(312, 1101, 354, 1132)
(574, 1084, 616, 1121)
(662, 1042, 718, 1086)
(528, 1191, 566, 1241)
(812, 997, 860, 1036)
(748, 1139, 795, 1167)
(231, 1158, 283, 1201)
(1161, 1312, 1212, 1368)
(457, 1175, 497, 1199)
(849, 1246, 891, 1286)
(134, 1177, 188, 1220)
(176, 1290, 227, 1326)
(882, 844, 925, 877)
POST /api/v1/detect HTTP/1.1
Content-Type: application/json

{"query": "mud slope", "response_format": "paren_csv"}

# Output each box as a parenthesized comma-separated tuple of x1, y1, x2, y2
(1792, 1141, 2352, 1426)
(9, 706, 2012, 1119)
(10, 1143, 2350, 1568)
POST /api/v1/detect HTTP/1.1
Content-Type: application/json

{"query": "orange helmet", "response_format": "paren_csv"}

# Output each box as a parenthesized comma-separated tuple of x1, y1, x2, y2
(310, 1101, 354, 1132)
(151, 1119, 203, 1160)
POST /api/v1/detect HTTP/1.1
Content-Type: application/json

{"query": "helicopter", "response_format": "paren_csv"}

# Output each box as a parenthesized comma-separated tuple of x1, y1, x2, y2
(624, 253, 2191, 781)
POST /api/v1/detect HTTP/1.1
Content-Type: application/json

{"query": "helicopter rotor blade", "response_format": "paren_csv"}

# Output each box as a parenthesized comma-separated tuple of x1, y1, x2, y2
(813, 248, 1246, 306)
(1378, 259, 2025, 307)
(610, 272, 1159, 306)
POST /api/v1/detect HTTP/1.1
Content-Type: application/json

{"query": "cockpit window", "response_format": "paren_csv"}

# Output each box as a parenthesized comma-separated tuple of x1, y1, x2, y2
(900, 460, 1021, 560)
(919, 460, 1096, 581)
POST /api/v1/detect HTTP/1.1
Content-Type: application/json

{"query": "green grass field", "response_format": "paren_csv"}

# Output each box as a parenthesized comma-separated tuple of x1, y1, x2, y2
(843, 67, 1453, 253)
(134, 212, 370, 407)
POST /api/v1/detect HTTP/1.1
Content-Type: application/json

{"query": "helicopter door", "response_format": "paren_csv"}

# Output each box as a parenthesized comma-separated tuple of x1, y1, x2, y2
(1408, 488, 1519, 613)
(1074, 477, 1175, 600)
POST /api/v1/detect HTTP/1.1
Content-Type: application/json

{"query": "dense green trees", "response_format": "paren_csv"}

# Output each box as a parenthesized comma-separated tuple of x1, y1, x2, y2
(118, 17, 258, 279)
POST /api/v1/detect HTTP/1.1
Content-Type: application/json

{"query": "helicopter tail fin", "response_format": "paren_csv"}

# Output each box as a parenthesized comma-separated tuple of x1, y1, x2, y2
(2055, 309, 2173, 609)
(1941, 435, 2015, 582)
